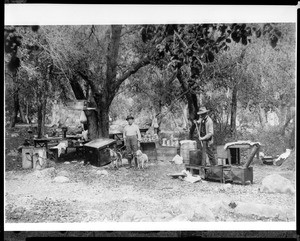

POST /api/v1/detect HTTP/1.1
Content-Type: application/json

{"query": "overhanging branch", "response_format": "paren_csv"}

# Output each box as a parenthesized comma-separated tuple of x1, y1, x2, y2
(114, 56, 150, 90)
(77, 71, 98, 95)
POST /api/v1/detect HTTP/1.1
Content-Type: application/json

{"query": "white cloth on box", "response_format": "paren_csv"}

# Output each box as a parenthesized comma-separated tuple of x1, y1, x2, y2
(53, 142, 68, 157)
(224, 140, 261, 150)
(82, 130, 88, 141)
(80, 111, 87, 123)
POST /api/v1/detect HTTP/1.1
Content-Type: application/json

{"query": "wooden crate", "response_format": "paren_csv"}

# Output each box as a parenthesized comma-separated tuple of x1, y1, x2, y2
(140, 142, 157, 161)
(231, 166, 253, 185)
(84, 138, 116, 167)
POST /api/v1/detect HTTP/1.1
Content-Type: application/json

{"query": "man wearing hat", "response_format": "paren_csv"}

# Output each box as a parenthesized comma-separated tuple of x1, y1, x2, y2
(195, 107, 216, 166)
(123, 115, 141, 169)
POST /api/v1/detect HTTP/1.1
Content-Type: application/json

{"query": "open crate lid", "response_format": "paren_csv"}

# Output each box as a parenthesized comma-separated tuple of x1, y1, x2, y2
(84, 138, 116, 149)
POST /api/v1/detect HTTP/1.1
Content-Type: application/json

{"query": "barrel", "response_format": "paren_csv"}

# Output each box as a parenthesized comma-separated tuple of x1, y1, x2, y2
(189, 149, 202, 165)
(180, 140, 197, 164)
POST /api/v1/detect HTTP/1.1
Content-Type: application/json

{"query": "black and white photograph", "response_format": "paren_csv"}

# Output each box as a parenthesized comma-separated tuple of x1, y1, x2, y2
(4, 4, 297, 233)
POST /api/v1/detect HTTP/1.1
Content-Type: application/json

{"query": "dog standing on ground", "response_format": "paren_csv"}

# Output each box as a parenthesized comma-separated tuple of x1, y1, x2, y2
(136, 150, 148, 169)
(108, 148, 123, 169)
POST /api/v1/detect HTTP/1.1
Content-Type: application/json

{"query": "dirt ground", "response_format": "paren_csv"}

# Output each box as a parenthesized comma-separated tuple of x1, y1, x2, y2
(4, 126, 296, 223)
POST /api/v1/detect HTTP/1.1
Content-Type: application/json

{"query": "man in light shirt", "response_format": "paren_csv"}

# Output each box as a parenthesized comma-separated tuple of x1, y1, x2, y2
(123, 115, 141, 169)
(195, 107, 216, 166)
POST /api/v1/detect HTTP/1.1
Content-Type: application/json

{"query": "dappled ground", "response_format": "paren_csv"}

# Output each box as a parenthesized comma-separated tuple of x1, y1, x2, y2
(5, 126, 296, 223)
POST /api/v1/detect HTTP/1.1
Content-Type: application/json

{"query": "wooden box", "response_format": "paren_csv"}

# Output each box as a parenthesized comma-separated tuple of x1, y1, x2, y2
(22, 147, 47, 169)
(140, 142, 157, 161)
(84, 138, 116, 167)
(206, 166, 232, 183)
(231, 166, 253, 185)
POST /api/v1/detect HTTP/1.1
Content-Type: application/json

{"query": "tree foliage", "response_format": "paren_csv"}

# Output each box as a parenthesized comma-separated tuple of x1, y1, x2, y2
(4, 23, 295, 145)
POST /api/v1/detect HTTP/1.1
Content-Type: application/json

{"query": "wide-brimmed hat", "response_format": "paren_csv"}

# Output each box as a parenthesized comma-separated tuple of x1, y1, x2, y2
(197, 107, 210, 115)
(126, 115, 134, 120)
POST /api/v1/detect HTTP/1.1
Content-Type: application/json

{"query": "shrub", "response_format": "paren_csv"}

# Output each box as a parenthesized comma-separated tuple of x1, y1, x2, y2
(236, 126, 289, 156)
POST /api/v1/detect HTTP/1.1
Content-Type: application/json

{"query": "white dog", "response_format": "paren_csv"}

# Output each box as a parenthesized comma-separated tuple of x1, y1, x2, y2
(108, 148, 123, 169)
(136, 150, 148, 169)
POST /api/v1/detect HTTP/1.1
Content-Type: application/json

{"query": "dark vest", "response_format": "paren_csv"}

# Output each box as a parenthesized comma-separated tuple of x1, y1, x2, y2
(200, 118, 206, 137)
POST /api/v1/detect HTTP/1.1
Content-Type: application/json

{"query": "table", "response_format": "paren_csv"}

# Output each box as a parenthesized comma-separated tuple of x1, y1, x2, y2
(66, 134, 82, 140)
(33, 137, 62, 149)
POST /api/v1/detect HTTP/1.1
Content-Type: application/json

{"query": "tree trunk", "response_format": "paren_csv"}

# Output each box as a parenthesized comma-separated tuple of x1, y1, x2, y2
(84, 109, 99, 140)
(10, 85, 19, 128)
(258, 103, 267, 129)
(176, 69, 199, 139)
(181, 102, 189, 129)
(70, 74, 86, 100)
(280, 107, 295, 136)
(19, 104, 27, 123)
(50, 101, 60, 126)
(42, 95, 47, 134)
(84, 105, 110, 139)
(155, 100, 163, 134)
(37, 88, 47, 138)
(25, 101, 30, 124)
(98, 107, 110, 138)
(289, 118, 295, 149)
(230, 83, 238, 137)
(37, 101, 43, 138)
(37, 64, 51, 138)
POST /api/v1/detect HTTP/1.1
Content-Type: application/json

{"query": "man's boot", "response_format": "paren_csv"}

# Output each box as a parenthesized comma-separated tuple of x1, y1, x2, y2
(134, 156, 138, 169)
(126, 154, 133, 169)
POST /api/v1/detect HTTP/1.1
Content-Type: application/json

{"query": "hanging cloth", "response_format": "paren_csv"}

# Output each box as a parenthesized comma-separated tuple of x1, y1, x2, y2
(80, 111, 87, 123)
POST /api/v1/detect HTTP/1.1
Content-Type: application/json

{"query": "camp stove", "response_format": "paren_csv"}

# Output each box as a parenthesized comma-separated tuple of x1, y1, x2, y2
(185, 142, 260, 185)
